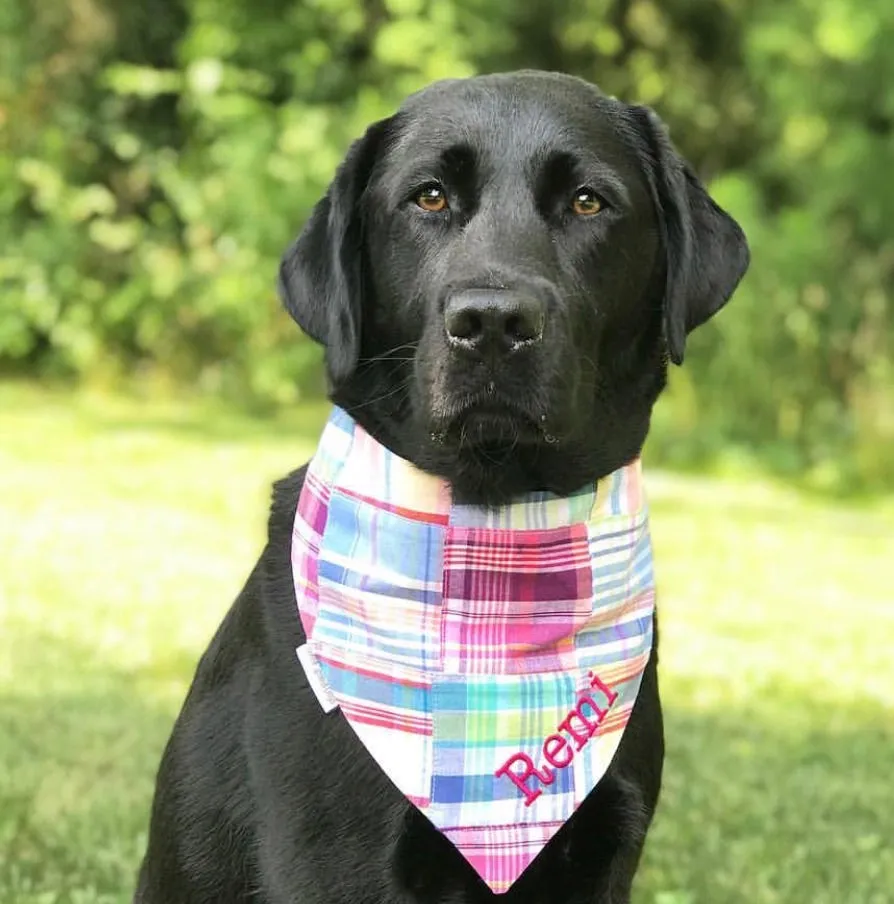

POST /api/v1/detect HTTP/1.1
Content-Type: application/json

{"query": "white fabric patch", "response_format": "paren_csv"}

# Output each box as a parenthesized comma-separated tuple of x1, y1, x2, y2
(296, 644, 339, 713)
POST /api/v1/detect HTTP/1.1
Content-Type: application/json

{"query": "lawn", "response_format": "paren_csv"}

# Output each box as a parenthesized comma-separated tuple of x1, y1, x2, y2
(1, 383, 892, 904)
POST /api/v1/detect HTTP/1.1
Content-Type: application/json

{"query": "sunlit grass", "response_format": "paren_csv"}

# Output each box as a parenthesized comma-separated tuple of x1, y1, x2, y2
(1, 383, 892, 904)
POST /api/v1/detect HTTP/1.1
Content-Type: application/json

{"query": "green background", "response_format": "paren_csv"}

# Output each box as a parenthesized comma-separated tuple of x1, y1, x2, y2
(2, 0, 893, 488)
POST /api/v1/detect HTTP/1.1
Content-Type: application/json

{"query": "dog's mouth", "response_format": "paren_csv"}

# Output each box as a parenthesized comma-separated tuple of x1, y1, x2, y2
(430, 394, 554, 449)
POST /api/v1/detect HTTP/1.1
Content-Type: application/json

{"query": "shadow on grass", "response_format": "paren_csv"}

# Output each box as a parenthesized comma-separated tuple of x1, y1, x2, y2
(3, 629, 892, 904)
(1, 630, 189, 904)
(638, 694, 894, 904)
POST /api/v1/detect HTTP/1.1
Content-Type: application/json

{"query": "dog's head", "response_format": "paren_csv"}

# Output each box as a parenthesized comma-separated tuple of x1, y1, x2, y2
(278, 72, 749, 504)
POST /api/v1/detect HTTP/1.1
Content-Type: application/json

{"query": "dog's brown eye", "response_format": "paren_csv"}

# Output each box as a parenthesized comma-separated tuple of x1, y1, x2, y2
(572, 189, 603, 216)
(416, 184, 448, 212)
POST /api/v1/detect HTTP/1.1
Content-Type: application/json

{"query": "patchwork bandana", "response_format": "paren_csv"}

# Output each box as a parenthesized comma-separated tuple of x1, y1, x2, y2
(291, 407, 656, 894)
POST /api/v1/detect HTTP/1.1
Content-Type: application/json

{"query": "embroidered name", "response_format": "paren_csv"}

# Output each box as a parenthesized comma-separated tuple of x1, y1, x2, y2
(494, 672, 619, 806)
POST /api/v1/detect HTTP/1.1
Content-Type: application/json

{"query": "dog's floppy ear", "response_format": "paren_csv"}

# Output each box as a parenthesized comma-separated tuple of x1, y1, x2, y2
(277, 119, 391, 384)
(633, 107, 750, 365)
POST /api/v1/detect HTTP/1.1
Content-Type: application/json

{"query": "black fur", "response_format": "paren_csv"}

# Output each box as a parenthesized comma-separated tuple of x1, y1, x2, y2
(135, 71, 748, 904)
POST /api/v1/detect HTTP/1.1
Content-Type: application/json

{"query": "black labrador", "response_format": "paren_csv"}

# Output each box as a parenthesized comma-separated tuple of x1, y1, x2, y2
(134, 70, 749, 904)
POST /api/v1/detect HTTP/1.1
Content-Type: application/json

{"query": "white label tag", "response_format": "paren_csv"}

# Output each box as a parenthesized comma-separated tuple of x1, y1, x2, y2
(296, 644, 339, 713)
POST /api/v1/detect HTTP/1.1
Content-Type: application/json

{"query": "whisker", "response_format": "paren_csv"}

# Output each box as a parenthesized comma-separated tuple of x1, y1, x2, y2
(356, 342, 420, 368)
(347, 377, 413, 411)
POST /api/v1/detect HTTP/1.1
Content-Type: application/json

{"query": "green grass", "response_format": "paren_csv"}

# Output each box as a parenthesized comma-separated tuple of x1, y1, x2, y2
(1, 382, 892, 904)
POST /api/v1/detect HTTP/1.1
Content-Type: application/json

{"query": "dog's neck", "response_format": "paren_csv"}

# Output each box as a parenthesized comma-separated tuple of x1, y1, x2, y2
(330, 388, 641, 507)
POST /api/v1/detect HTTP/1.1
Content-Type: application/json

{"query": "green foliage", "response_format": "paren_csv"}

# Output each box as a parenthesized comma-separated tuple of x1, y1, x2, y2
(0, 0, 891, 486)
(1, 387, 892, 902)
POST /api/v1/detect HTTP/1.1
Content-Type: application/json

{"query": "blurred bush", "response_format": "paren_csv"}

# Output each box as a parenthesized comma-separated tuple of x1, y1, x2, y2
(0, 0, 891, 489)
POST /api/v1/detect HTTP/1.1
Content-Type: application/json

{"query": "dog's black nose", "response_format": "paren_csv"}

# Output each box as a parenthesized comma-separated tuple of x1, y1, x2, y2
(444, 290, 545, 353)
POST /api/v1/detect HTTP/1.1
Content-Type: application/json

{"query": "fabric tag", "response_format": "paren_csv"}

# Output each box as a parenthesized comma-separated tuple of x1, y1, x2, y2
(296, 644, 339, 713)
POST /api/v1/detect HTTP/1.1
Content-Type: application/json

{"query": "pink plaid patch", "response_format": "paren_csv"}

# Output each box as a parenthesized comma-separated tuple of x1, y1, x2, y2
(441, 822, 563, 894)
(441, 524, 594, 674)
(292, 471, 330, 637)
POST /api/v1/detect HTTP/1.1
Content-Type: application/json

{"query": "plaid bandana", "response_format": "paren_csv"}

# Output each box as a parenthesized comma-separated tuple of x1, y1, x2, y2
(291, 407, 656, 893)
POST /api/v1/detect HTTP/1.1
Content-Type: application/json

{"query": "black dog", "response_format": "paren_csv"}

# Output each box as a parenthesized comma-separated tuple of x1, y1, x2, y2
(135, 71, 748, 903)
